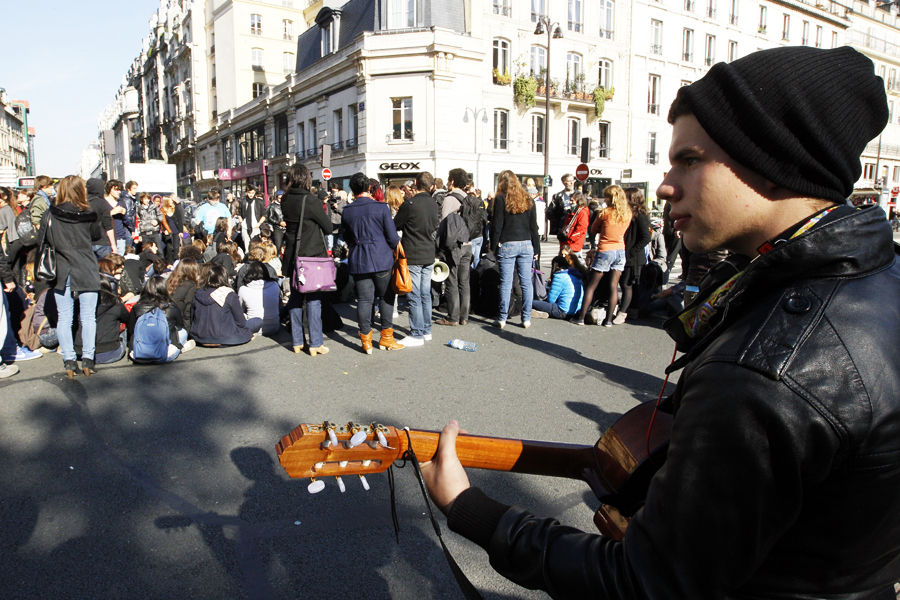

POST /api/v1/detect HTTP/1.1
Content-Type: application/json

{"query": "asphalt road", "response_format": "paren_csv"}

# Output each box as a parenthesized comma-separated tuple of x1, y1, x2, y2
(0, 242, 679, 600)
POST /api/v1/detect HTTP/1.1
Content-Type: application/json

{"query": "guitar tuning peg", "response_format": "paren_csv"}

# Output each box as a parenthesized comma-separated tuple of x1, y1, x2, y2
(339, 460, 348, 468)
(314, 462, 325, 470)
(327, 428, 339, 448)
(348, 430, 367, 447)
(335, 476, 346, 493)
(376, 429, 389, 447)
(308, 479, 325, 494)
(362, 460, 371, 467)
(359, 475, 370, 491)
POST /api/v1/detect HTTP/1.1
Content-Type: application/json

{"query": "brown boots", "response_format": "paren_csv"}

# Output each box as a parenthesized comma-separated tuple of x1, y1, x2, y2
(359, 331, 373, 354)
(378, 328, 404, 351)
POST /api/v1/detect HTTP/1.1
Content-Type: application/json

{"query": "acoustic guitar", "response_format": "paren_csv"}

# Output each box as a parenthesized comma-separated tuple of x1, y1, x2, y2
(276, 402, 672, 540)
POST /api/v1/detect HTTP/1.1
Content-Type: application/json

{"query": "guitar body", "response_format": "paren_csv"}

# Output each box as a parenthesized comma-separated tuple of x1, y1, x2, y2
(276, 403, 672, 541)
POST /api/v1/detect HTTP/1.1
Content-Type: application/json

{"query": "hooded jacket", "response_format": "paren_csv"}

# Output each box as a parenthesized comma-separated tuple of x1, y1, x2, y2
(86, 178, 113, 248)
(447, 206, 900, 599)
(41, 203, 100, 293)
(189, 286, 252, 345)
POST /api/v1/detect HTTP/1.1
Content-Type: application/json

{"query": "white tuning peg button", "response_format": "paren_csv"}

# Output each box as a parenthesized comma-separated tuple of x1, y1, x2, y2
(339, 460, 348, 468)
(335, 476, 346, 493)
(376, 430, 389, 447)
(348, 430, 367, 447)
(359, 475, 370, 491)
(308, 479, 326, 494)
(362, 460, 371, 467)
(327, 429, 338, 447)
(314, 462, 325, 469)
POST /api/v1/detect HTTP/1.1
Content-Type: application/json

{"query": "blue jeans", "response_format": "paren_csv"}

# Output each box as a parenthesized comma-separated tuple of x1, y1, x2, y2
(532, 299, 568, 319)
(470, 237, 484, 269)
(95, 331, 127, 364)
(289, 294, 323, 347)
(407, 264, 433, 338)
(1, 291, 16, 363)
(55, 279, 98, 361)
(116, 238, 127, 255)
(92, 244, 112, 260)
(498, 240, 534, 322)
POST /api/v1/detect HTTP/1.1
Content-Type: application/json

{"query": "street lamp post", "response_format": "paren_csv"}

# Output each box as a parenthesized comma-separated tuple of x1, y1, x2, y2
(534, 16, 562, 205)
(463, 106, 488, 189)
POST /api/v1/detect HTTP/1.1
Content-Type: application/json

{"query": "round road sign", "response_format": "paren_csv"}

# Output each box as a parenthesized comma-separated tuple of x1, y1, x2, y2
(322, 168, 332, 181)
(575, 164, 589, 181)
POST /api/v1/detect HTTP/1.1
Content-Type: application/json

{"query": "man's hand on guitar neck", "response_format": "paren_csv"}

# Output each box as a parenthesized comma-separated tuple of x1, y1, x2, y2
(420, 420, 471, 515)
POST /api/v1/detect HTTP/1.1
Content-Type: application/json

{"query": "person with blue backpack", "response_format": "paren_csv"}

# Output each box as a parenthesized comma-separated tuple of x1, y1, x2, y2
(127, 276, 194, 363)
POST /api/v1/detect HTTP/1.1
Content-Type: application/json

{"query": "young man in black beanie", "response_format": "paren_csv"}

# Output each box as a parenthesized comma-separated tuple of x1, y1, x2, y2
(422, 46, 900, 598)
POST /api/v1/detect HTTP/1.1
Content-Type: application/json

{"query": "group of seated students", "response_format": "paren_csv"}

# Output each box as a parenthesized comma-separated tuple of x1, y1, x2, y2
(27, 227, 284, 366)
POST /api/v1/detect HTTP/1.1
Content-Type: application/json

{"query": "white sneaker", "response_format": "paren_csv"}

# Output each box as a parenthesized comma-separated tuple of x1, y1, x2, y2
(494, 320, 506, 329)
(523, 320, 531, 329)
(181, 339, 196, 353)
(612, 311, 628, 325)
(0, 363, 19, 379)
(399, 336, 425, 347)
(423, 333, 432, 341)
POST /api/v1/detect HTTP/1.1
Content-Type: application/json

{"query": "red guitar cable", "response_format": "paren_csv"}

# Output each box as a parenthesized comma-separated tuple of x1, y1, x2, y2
(646, 344, 679, 459)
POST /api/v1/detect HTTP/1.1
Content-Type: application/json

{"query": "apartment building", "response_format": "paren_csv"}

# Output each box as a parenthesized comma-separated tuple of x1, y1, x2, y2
(0, 89, 34, 179)
(100, 0, 900, 209)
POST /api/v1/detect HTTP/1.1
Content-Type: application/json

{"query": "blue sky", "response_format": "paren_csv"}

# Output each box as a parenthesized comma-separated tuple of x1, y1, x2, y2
(1, 0, 161, 176)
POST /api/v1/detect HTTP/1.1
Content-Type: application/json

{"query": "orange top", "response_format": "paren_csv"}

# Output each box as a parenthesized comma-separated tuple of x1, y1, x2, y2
(592, 209, 630, 251)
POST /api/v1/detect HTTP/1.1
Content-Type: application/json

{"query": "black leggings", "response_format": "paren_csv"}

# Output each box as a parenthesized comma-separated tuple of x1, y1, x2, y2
(355, 270, 395, 334)
(577, 269, 622, 324)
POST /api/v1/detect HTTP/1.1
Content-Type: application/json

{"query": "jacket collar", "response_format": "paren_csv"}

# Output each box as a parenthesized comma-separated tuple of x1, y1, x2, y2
(665, 205, 896, 369)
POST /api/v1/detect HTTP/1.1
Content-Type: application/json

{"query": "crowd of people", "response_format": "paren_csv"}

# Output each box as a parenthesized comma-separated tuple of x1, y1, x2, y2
(0, 160, 676, 379)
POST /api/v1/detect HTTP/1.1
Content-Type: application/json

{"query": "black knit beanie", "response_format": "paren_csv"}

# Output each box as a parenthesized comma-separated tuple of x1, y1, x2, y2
(670, 46, 889, 203)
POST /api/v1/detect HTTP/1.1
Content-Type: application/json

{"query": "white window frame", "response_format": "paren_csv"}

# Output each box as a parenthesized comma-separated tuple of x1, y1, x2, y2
(493, 109, 509, 151)
(530, 45, 547, 77)
(251, 47, 264, 69)
(782, 14, 790, 40)
(599, 0, 615, 39)
(706, 0, 716, 18)
(802, 20, 809, 45)
(567, 118, 581, 155)
(566, 52, 583, 92)
(831, 30, 838, 48)
(531, 114, 545, 153)
(683, 28, 694, 62)
(283, 19, 293, 40)
(332, 109, 343, 146)
(598, 59, 613, 90)
(648, 74, 661, 115)
(348, 104, 359, 146)
(815, 24, 823, 48)
(759, 6, 767, 32)
(727, 40, 738, 62)
(650, 20, 663, 54)
(493, 0, 511, 17)
(729, 0, 738, 24)
(296, 122, 305, 155)
(531, 0, 546, 22)
(392, 97, 413, 141)
(388, 0, 415, 29)
(252, 82, 265, 99)
(250, 13, 262, 35)
(493, 38, 511, 76)
(283, 52, 294, 73)
(705, 34, 716, 66)
(647, 132, 658, 164)
(597, 121, 610, 158)
(568, 0, 583, 32)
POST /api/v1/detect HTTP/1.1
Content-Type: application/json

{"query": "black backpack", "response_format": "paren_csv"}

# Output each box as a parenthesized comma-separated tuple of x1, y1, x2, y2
(15, 211, 38, 246)
(460, 194, 486, 240)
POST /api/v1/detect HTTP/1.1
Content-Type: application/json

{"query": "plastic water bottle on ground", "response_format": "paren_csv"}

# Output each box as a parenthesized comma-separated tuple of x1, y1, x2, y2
(448, 339, 477, 352)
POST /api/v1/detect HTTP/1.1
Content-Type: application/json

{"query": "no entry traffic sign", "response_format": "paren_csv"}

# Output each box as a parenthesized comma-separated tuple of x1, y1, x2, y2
(322, 168, 332, 181)
(575, 163, 589, 181)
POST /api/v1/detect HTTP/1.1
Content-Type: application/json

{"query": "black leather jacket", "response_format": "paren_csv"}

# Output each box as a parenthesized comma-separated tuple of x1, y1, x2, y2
(448, 206, 900, 599)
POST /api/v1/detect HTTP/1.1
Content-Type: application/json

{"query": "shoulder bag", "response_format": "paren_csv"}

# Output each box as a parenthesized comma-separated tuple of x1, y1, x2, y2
(35, 213, 57, 283)
(291, 194, 337, 293)
(391, 242, 413, 294)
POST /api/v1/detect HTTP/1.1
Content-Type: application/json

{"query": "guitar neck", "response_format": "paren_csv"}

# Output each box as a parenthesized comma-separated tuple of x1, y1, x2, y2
(399, 429, 596, 481)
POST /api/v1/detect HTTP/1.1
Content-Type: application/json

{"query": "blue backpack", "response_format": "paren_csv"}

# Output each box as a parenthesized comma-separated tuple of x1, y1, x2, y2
(132, 307, 170, 363)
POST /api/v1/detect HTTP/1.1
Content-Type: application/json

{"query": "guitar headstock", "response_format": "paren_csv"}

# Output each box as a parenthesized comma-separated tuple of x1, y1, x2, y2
(276, 421, 406, 493)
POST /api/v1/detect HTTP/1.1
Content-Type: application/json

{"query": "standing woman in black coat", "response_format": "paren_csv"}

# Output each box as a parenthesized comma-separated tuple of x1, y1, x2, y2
(613, 187, 652, 324)
(281, 164, 333, 356)
(41, 175, 101, 377)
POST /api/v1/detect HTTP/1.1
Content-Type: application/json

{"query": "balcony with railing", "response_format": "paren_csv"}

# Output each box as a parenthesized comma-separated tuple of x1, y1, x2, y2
(345, 137, 358, 149)
(647, 152, 659, 164)
(650, 44, 663, 54)
(307, 147, 318, 157)
(599, 28, 614, 39)
(648, 103, 660, 115)
(683, 51, 693, 62)
(331, 141, 343, 151)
